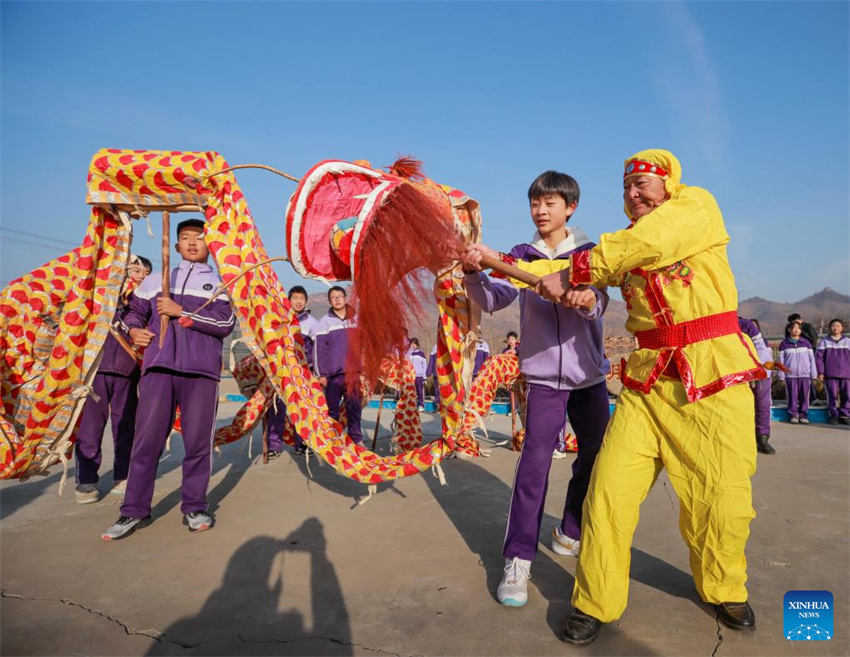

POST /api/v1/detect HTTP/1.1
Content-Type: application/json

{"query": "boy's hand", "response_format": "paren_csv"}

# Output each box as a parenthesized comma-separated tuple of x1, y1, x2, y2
(535, 270, 570, 302)
(318, 376, 327, 387)
(157, 297, 183, 317)
(129, 328, 155, 348)
(818, 374, 824, 381)
(561, 286, 596, 310)
(460, 243, 499, 274)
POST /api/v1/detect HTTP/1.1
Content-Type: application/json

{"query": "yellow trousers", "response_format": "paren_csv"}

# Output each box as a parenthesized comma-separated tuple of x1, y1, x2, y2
(571, 378, 756, 622)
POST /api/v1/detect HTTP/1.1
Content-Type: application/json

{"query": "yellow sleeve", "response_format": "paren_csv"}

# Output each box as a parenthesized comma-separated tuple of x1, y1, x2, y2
(572, 186, 730, 288)
(500, 259, 571, 289)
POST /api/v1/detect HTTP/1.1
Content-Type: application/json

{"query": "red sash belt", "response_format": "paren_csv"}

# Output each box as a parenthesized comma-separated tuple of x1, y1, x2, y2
(634, 311, 740, 350)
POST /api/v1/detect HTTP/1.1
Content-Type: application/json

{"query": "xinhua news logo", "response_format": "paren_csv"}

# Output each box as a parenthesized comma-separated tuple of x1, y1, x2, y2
(784, 590, 833, 641)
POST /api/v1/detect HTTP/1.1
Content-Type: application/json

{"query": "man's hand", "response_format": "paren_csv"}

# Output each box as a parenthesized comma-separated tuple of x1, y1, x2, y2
(561, 285, 596, 310)
(157, 297, 183, 318)
(535, 269, 570, 302)
(129, 328, 155, 348)
(460, 243, 499, 274)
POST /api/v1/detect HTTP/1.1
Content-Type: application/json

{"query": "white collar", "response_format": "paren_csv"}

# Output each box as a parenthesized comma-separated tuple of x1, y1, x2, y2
(529, 227, 591, 259)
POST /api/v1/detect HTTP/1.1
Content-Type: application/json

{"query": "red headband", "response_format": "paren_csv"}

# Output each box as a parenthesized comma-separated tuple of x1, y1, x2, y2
(624, 160, 668, 179)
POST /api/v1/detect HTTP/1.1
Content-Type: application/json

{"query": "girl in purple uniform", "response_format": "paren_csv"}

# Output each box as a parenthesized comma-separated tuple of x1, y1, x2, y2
(778, 321, 818, 424)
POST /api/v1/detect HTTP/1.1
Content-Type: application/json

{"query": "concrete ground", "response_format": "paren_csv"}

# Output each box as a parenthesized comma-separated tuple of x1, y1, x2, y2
(1, 400, 848, 656)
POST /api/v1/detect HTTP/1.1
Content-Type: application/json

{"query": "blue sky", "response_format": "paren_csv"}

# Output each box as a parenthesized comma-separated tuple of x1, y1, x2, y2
(2, 1, 848, 302)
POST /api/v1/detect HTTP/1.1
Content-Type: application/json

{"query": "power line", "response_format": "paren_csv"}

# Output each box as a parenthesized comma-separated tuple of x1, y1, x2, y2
(0, 227, 79, 248)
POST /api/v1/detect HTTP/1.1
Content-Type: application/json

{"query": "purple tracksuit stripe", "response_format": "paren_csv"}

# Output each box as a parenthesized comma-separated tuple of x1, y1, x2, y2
(503, 381, 610, 560)
(785, 377, 811, 419)
(824, 378, 850, 419)
(753, 378, 772, 436)
(75, 372, 138, 484)
(325, 373, 363, 444)
(121, 371, 219, 518)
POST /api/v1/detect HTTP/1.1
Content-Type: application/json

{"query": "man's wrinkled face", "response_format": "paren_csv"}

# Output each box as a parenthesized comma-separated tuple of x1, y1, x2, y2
(289, 292, 307, 313)
(623, 175, 668, 220)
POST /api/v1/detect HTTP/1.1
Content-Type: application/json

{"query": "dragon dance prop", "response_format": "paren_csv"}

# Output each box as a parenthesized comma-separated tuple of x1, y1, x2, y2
(1, 150, 488, 484)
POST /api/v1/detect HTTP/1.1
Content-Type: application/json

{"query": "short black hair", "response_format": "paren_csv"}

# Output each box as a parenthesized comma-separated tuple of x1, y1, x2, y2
(787, 313, 802, 323)
(288, 285, 308, 300)
(409, 337, 420, 347)
(787, 320, 802, 332)
(829, 318, 844, 326)
(528, 171, 580, 206)
(506, 331, 518, 339)
(176, 218, 205, 235)
(328, 285, 346, 300)
(137, 255, 152, 271)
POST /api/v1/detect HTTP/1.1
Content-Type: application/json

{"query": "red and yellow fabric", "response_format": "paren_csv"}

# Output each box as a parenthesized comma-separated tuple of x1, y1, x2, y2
(1, 207, 132, 479)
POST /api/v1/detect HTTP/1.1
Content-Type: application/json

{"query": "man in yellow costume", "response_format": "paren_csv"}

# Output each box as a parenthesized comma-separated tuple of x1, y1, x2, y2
(509, 149, 763, 645)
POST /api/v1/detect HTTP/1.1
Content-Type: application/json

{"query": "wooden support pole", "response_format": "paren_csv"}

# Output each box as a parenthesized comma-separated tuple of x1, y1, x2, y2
(478, 254, 593, 311)
(261, 416, 269, 464)
(510, 389, 517, 438)
(371, 384, 387, 452)
(159, 210, 171, 348)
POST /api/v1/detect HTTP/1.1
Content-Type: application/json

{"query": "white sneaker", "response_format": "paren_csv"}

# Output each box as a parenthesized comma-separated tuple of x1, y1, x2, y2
(552, 450, 567, 460)
(789, 416, 800, 424)
(110, 480, 127, 495)
(552, 526, 580, 556)
(183, 511, 214, 532)
(75, 484, 99, 504)
(497, 557, 531, 607)
(799, 417, 810, 424)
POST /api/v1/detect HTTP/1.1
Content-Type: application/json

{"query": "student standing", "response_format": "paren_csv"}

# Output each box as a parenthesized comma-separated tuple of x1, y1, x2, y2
(101, 219, 235, 540)
(816, 318, 850, 424)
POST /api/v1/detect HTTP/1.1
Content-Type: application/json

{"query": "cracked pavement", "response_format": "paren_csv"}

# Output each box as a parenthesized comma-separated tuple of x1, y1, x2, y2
(2, 403, 848, 655)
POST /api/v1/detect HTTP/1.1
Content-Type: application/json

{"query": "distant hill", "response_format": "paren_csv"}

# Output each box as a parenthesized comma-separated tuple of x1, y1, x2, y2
(739, 287, 850, 337)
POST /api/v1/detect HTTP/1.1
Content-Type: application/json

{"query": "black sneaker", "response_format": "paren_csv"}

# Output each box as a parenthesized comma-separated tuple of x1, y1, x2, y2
(293, 444, 307, 455)
(267, 450, 281, 460)
(101, 515, 151, 541)
(562, 608, 603, 645)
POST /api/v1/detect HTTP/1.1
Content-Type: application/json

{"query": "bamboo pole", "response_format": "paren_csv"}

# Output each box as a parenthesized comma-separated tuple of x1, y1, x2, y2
(371, 384, 387, 452)
(159, 211, 171, 348)
(478, 255, 593, 311)
(261, 416, 269, 464)
(510, 389, 517, 438)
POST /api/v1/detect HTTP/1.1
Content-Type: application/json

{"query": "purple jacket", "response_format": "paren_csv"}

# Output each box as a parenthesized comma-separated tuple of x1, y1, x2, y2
(426, 346, 437, 379)
(406, 347, 428, 378)
(125, 259, 235, 381)
(816, 335, 850, 379)
(98, 302, 140, 378)
(738, 317, 772, 364)
(296, 309, 318, 370)
(314, 309, 359, 377)
(473, 341, 490, 377)
(778, 337, 817, 379)
(464, 229, 610, 390)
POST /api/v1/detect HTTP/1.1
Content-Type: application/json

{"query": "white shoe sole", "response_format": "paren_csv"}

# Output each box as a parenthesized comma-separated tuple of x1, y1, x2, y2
(552, 529, 580, 556)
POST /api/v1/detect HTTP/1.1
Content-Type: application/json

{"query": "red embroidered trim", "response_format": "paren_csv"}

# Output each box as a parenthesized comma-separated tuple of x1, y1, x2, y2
(570, 250, 592, 285)
(489, 252, 516, 280)
(624, 160, 668, 178)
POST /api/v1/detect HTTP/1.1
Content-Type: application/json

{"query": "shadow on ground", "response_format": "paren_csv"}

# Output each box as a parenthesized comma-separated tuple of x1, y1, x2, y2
(146, 517, 352, 656)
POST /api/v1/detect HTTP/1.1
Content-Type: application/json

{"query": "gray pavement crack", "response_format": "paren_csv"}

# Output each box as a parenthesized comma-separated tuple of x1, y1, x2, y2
(661, 481, 677, 514)
(0, 588, 194, 649)
(710, 609, 723, 657)
(236, 632, 417, 656)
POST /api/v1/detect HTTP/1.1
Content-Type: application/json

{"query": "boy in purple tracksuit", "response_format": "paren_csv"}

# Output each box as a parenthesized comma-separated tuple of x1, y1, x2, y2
(101, 219, 235, 540)
(738, 316, 776, 454)
(426, 344, 439, 410)
(816, 318, 850, 425)
(472, 339, 491, 379)
(778, 321, 817, 424)
(406, 337, 428, 411)
(315, 286, 363, 444)
(502, 331, 519, 355)
(74, 255, 151, 504)
(266, 285, 318, 457)
(461, 170, 611, 607)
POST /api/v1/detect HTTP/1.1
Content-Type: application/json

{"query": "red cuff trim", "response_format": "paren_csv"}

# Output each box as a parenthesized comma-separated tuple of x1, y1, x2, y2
(570, 251, 592, 285)
(489, 253, 516, 280)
